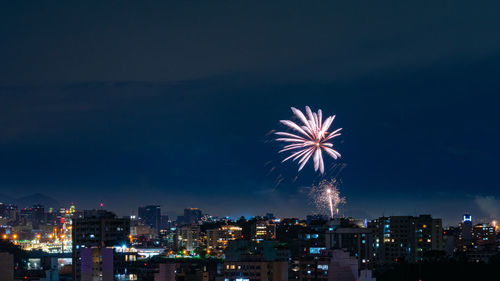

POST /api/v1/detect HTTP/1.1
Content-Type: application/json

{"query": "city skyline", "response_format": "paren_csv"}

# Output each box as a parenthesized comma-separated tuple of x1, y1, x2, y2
(1, 1, 500, 226)
(0, 193, 494, 228)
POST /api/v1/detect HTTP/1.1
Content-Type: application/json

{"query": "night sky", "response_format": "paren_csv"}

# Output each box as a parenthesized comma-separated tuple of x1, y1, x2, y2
(1, 1, 499, 225)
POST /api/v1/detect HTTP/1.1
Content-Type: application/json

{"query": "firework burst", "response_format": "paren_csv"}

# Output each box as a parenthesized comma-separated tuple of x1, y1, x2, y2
(310, 179, 345, 218)
(275, 106, 342, 174)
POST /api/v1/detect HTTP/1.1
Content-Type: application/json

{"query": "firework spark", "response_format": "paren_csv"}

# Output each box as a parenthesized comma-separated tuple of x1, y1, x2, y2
(275, 106, 342, 174)
(310, 179, 345, 218)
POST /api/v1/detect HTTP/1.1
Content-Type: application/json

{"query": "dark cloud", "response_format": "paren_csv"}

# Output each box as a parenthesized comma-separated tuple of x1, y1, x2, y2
(1, 1, 500, 84)
(0, 1, 499, 225)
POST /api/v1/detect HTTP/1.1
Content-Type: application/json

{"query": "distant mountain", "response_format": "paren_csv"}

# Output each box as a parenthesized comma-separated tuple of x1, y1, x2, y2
(0, 193, 60, 209)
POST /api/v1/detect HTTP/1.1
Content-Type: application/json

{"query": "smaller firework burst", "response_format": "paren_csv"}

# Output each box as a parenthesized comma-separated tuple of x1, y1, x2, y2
(309, 179, 345, 219)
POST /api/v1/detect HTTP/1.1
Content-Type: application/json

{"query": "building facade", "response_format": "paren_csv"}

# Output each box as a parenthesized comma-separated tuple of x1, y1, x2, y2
(252, 221, 276, 241)
(207, 225, 242, 256)
(178, 225, 201, 252)
(138, 205, 161, 233)
(72, 210, 130, 281)
(369, 215, 443, 264)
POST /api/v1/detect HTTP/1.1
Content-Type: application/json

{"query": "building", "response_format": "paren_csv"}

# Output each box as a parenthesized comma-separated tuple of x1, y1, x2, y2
(443, 227, 457, 256)
(265, 213, 275, 220)
(325, 219, 373, 270)
(80, 247, 114, 281)
(183, 208, 203, 225)
(6, 204, 18, 222)
(207, 225, 242, 256)
(154, 263, 176, 281)
(306, 214, 330, 225)
(154, 260, 219, 281)
(160, 215, 170, 230)
(0, 203, 5, 218)
(472, 223, 496, 247)
(160, 227, 177, 250)
(224, 257, 288, 281)
(72, 210, 130, 281)
(0, 252, 13, 281)
(252, 220, 276, 241)
(369, 215, 443, 264)
(224, 243, 288, 281)
(32, 204, 45, 230)
(178, 225, 201, 252)
(461, 213, 473, 241)
(19, 208, 33, 226)
(293, 249, 375, 281)
(225, 240, 290, 262)
(131, 224, 157, 239)
(456, 219, 499, 262)
(138, 205, 161, 233)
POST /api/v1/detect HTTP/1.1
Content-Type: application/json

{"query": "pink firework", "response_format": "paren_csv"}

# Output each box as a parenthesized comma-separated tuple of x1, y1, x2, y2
(275, 106, 342, 174)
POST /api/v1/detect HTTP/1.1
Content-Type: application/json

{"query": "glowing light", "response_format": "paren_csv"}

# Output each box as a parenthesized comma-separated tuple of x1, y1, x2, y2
(275, 106, 341, 173)
(2, 234, 7, 239)
(12, 234, 18, 240)
(310, 179, 345, 218)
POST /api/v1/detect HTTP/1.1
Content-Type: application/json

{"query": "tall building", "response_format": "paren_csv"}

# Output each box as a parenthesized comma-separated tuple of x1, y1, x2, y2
(369, 215, 443, 265)
(5, 204, 18, 222)
(138, 205, 161, 232)
(72, 210, 130, 281)
(252, 220, 276, 241)
(19, 208, 33, 226)
(207, 225, 243, 256)
(183, 208, 202, 225)
(32, 204, 45, 230)
(461, 213, 473, 241)
(0, 203, 6, 218)
(178, 225, 201, 252)
(160, 215, 170, 230)
(443, 227, 457, 256)
(325, 219, 373, 270)
(456, 213, 474, 253)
